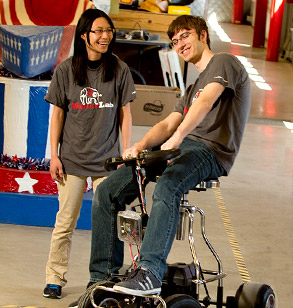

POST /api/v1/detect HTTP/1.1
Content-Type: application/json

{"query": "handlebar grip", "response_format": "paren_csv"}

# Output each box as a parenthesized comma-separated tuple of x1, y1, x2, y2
(104, 157, 124, 171)
(104, 148, 182, 171)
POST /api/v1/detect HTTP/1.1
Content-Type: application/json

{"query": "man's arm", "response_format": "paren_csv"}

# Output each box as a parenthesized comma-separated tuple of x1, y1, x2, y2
(120, 103, 132, 157)
(124, 111, 183, 158)
(50, 105, 64, 181)
(161, 82, 225, 150)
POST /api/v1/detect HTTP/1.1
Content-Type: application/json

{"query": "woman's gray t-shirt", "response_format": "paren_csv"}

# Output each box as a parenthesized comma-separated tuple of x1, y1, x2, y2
(45, 56, 136, 176)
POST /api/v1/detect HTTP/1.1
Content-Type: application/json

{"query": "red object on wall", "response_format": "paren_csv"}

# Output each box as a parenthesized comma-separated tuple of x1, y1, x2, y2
(0, 168, 92, 194)
(0, 169, 58, 194)
(54, 25, 76, 68)
(232, 0, 244, 24)
(0, 0, 94, 25)
(253, 0, 268, 47)
(24, 0, 81, 26)
(266, 0, 286, 61)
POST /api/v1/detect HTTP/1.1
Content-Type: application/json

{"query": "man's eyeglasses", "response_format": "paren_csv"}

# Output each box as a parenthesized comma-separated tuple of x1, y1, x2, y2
(90, 28, 115, 36)
(171, 32, 195, 47)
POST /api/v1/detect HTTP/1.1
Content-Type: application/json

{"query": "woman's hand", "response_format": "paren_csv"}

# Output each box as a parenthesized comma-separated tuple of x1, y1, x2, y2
(50, 157, 64, 182)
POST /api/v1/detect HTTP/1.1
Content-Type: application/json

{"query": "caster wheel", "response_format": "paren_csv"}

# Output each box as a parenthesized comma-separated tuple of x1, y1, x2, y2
(78, 281, 123, 308)
(159, 294, 202, 308)
(235, 281, 276, 308)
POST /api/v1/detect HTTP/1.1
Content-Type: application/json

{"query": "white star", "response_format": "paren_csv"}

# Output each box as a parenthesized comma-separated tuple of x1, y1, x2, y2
(15, 172, 38, 194)
(35, 54, 40, 65)
(40, 37, 45, 48)
(30, 39, 35, 51)
(31, 54, 35, 66)
(46, 37, 50, 46)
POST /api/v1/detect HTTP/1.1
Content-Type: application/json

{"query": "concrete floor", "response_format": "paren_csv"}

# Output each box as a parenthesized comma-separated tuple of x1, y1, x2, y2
(1, 21, 293, 308)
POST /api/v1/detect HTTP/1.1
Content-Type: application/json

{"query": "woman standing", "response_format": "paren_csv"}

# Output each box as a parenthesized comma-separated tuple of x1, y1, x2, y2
(43, 8, 136, 299)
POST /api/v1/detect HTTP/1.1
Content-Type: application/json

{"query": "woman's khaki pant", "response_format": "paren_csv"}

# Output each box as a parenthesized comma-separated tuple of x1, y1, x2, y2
(45, 174, 106, 286)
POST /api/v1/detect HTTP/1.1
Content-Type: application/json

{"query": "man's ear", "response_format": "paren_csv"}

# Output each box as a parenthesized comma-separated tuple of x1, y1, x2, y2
(201, 30, 207, 43)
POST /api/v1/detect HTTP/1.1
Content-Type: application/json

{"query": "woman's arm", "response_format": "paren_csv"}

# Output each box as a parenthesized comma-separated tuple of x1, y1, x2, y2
(120, 103, 132, 157)
(50, 105, 64, 181)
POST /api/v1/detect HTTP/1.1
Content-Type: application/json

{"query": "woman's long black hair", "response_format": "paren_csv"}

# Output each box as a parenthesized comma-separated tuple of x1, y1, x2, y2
(72, 8, 118, 86)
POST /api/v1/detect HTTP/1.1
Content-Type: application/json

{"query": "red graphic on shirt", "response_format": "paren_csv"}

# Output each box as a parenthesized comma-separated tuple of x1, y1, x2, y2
(87, 89, 94, 97)
(193, 90, 202, 101)
(80, 87, 101, 105)
(71, 87, 114, 110)
(184, 90, 202, 114)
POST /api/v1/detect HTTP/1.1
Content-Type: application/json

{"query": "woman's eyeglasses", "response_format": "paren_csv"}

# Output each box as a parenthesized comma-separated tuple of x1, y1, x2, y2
(90, 28, 115, 36)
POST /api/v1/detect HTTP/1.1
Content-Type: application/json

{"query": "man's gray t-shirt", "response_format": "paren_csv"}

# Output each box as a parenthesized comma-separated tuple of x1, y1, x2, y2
(45, 56, 136, 176)
(174, 53, 251, 174)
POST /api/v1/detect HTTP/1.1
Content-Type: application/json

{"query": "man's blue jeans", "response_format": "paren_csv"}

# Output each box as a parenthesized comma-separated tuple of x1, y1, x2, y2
(89, 138, 225, 283)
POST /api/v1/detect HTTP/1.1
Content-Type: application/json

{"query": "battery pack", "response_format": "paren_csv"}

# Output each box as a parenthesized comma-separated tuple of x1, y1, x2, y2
(117, 210, 143, 245)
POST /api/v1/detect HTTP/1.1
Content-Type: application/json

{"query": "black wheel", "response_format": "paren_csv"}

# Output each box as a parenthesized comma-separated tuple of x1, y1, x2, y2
(78, 281, 123, 308)
(158, 294, 202, 308)
(235, 282, 276, 308)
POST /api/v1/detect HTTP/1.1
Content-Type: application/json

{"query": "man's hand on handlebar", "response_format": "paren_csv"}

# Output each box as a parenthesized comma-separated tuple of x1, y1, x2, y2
(122, 143, 145, 160)
(105, 147, 182, 171)
(122, 130, 183, 161)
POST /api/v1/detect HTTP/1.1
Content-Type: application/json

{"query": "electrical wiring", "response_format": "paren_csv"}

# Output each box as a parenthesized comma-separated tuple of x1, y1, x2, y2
(136, 167, 147, 214)
(129, 244, 140, 269)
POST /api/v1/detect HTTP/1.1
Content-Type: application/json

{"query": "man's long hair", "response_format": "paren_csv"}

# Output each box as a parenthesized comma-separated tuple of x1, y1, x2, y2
(167, 15, 211, 49)
(72, 8, 117, 86)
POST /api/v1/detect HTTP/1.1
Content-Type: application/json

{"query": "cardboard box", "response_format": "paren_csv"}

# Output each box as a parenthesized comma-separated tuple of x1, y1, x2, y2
(131, 85, 181, 126)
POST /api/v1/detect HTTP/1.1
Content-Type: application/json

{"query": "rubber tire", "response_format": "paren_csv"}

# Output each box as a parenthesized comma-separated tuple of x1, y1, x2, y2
(235, 282, 276, 308)
(78, 281, 122, 308)
(159, 294, 202, 308)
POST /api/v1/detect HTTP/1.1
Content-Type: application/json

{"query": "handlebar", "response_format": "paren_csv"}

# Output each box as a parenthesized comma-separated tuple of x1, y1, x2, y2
(104, 148, 181, 171)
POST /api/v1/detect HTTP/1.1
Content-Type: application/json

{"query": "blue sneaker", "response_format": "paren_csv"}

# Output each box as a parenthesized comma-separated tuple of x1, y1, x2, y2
(43, 284, 62, 299)
(113, 267, 161, 296)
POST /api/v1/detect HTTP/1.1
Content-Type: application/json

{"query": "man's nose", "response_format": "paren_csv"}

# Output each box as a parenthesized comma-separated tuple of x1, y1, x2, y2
(176, 39, 186, 49)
